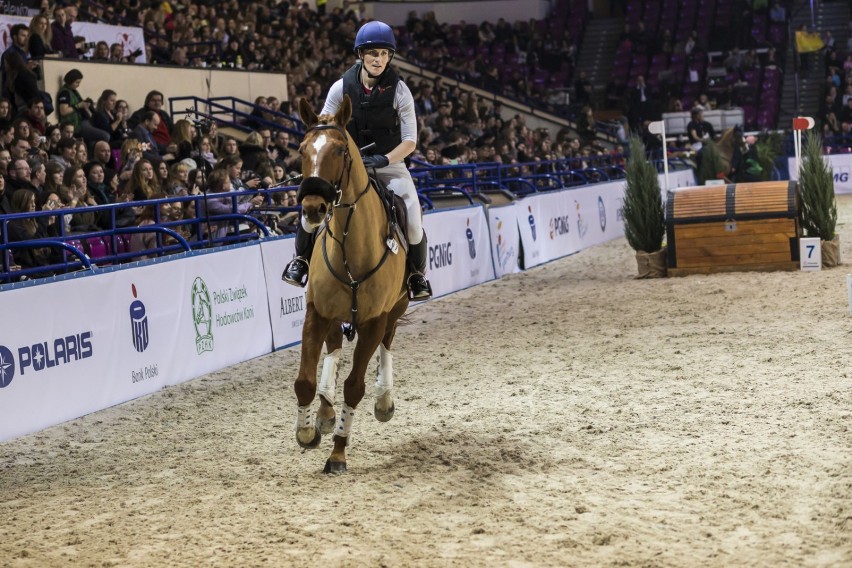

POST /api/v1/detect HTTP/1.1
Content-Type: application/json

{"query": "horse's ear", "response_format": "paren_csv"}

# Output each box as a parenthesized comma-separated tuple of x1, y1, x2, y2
(299, 97, 317, 127)
(335, 95, 352, 128)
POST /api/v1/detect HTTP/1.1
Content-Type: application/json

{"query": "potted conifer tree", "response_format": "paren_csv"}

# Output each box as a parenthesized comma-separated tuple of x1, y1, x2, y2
(623, 136, 667, 278)
(799, 132, 840, 267)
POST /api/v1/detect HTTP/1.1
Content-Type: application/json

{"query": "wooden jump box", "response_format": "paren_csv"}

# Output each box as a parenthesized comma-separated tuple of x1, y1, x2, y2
(666, 181, 801, 276)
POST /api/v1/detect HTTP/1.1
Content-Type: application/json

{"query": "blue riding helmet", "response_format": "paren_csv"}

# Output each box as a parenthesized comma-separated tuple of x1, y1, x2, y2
(354, 21, 397, 53)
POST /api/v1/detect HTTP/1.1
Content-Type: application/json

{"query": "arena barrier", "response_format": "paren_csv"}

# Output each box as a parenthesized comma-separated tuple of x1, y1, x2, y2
(788, 154, 852, 194)
(0, 169, 695, 441)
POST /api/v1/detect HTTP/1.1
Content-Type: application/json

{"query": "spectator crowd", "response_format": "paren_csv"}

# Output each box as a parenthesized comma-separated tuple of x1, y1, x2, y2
(0, 0, 850, 278)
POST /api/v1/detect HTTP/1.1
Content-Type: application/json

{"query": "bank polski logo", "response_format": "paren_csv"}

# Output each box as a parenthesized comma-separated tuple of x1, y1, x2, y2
(527, 205, 536, 241)
(0, 345, 15, 388)
(598, 196, 607, 232)
(129, 283, 149, 353)
(191, 277, 214, 355)
(465, 217, 476, 259)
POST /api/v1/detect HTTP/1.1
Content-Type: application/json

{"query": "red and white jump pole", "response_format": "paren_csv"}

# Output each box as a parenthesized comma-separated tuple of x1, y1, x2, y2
(792, 116, 815, 176)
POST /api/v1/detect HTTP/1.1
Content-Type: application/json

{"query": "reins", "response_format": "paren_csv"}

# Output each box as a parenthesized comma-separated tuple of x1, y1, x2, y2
(305, 123, 397, 331)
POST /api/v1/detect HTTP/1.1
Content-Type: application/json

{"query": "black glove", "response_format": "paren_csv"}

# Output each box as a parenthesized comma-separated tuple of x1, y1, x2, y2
(362, 154, 389, 169)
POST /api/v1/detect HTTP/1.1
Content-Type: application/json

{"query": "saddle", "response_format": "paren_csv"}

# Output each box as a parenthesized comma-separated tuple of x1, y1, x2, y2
(369, 174, 410, 254)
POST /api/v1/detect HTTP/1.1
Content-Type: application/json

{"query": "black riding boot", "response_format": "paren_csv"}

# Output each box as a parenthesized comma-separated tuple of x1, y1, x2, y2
(407, 232, 432, 300)
(282, 226, 314, 287)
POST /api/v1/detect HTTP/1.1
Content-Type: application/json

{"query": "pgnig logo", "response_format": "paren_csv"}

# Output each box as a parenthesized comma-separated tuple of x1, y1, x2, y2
(130, 283, 149, 353)
(0, 332, 94, 388)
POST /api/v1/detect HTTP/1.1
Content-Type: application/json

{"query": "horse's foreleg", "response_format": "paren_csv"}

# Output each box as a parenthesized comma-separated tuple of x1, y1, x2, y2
(375, 296, 408, 422)
(295, 303, 332, 449)
(324, 315, 387, 474)
(316, 324, 344, 434)
(373, 344, 395, 422)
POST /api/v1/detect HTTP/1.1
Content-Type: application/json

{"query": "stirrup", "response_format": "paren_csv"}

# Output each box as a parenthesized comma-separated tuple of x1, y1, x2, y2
(282, 256, 309, 287)
(407, 273, 432, 300)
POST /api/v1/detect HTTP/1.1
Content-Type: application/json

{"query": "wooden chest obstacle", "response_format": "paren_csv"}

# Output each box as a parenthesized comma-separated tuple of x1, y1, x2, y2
(666, 181, 801, 276)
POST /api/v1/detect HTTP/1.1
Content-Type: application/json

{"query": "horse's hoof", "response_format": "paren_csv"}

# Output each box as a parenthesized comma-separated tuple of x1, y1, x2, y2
(374, 402, 395, 422)
(323, 459, 347, 474)
(317, 414, 336, 435)
(296, 428, 322, 449)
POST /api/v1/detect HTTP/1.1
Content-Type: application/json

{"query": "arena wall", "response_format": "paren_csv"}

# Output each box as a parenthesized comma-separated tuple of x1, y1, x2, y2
(0, 169, 695, 442)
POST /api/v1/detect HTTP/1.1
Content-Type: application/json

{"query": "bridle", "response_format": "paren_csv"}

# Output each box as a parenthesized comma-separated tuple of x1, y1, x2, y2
(302, 122, 397, 330)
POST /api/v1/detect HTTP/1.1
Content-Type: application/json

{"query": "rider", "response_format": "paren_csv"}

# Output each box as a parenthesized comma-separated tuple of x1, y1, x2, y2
(282, 20, 432, 300)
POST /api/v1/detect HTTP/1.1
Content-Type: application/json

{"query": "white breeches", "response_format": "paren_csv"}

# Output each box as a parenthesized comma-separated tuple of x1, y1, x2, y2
(376, 162, 423, 244)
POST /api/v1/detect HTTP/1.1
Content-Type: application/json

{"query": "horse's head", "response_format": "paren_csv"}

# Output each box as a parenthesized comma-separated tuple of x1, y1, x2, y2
(296, 96, 353, 229)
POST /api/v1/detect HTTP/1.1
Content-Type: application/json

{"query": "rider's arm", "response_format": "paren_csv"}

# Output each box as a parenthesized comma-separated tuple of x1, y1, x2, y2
(384, 81, 417, 164)
(320, 80, 344, 116)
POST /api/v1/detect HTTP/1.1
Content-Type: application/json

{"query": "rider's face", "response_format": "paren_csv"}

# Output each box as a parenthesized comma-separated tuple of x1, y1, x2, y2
(361, 49, 390, 76)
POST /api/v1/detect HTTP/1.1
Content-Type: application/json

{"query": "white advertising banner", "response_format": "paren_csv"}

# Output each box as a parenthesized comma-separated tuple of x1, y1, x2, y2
(788, 154, 851, 194)
(260, 237, 309, 350)
(0, 257, 189, 441)
(487, 203, 522, 278)
(422, 206, 496, 297)
(167, 245, 273, 385)
(0, 16, 148, 63)
(517, 191, 581, 269)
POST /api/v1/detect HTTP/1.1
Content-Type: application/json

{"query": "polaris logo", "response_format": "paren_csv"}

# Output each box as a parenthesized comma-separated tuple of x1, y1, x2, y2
(0, 331, 94, 387)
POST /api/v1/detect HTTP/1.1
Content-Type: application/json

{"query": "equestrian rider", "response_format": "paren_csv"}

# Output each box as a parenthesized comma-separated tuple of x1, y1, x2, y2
(282, 20, 432, 300)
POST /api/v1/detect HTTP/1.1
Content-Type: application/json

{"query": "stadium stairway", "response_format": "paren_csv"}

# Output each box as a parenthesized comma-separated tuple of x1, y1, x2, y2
(575, 17, 623, 107)
(778, 1, 850, 127)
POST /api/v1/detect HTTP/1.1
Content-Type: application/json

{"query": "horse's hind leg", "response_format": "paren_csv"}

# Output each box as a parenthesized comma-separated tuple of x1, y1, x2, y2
(324, 315, 387, 474)
(316, 324, 344, 435)
(375, 296, 409, 422)
(295, 303, 333, 449)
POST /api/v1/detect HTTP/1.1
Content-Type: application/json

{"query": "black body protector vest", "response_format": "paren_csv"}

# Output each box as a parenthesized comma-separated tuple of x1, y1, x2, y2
(342, 62, 402, 156)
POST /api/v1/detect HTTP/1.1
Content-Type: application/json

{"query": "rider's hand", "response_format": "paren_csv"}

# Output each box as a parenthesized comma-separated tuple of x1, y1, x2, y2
(362, 154, 389, 169)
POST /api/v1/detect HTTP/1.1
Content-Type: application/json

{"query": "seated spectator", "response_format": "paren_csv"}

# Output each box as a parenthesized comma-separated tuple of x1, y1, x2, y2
(29, 160, 46, 194)
(22, 97, 48, 135)
(49, 137, 78, 173)
(6, 157, 37, 196)
(123, 158, 159, 202)
(43, 161, 63, 196)
(7, 189, 60, 275)
(59, 165, 99, 233)
(129, 192, 169, 260)
(169, 118, 196, 163)
(130, 110, 165, 160)
(83, 161, 116, 207)
(127, 90, 173, 150)
(200, 168, 263, 241)
(28, 14, 54, 62)
(220, 136, 239, 158)
(91, 140, 117, 185)
(91, 41, 110, 61)
(238, 131, 272, 181)
(92, 89, 130, 147)
(165, 161, 191, 195)
(56, 69, 109, 146)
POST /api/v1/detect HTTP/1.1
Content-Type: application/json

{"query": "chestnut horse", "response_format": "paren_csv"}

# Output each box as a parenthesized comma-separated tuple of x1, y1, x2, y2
(293, 95, 410, 474)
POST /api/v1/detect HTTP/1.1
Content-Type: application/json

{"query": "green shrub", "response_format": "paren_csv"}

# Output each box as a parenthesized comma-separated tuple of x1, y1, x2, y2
(623, 136, 665, 252)
(798, 132, 837, 240)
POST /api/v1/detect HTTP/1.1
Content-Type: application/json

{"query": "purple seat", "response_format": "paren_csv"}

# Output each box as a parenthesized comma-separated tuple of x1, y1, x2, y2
(86, 237, 108, 260)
